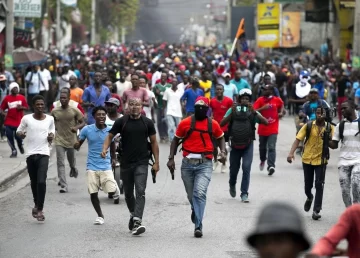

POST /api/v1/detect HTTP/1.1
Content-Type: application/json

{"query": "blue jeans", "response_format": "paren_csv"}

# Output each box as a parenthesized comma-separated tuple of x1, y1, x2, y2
(259, 134, 278, 168)
(5, 125, 23, 153)
(166, 115, 181, 141)
(229, 142, 254, 197)
(181, 158, 212, 229)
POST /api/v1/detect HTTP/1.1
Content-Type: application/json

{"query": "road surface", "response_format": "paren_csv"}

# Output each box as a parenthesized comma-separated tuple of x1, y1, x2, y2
(0, 117, 346, 258)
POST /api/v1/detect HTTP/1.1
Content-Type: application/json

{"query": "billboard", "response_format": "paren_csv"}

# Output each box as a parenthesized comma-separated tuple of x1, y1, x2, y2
(281, 12, 301, 48)
(257, 3, 281, 48)
(14, 0, 42, 18)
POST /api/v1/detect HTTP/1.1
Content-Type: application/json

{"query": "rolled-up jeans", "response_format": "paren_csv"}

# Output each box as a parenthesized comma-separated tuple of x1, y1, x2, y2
(166, 115, 181, 141)
(259, 134, 278, 169)
(229, 142, 254, 197)
(181, 158, 212, 230)
(121, 163, 148, 221)
(338, 165, 360, 207)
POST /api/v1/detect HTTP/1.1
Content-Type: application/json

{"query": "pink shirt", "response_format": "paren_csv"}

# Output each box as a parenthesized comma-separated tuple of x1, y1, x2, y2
(311, 204, 360, 258)
(123, 87, 149, 105)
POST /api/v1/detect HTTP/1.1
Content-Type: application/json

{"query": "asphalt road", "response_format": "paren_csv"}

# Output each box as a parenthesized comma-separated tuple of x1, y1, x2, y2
(0, 117, 347, 258)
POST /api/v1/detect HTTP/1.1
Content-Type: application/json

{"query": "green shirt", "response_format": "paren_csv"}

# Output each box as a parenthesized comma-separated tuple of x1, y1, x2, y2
(153, 83, 171, 108)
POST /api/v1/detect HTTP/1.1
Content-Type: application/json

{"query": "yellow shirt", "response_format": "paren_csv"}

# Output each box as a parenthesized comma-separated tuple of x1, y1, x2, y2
(296, 121, 334, 165)
(200, 80, 212, 100)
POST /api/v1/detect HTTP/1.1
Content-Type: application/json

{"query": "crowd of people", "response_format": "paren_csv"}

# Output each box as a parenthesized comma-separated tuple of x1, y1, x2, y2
(0, 41, 360, 257)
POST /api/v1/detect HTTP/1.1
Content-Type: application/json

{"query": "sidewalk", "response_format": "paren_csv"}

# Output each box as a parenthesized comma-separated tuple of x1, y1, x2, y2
(0, 140, 27, 186)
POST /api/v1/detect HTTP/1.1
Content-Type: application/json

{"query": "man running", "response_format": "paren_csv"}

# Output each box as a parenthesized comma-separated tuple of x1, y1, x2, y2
(210, 84, 233, 173)
(51, 89, 85, 193)
(102, 98, 159, 235)
(167, 96, 226, 238)
(253, 84, 284, 176)
(330, 100, 360, 207)
(0, 82, 28, 158)
(16, 95, 55, 221)
(74, 106, 120, 225)
(287, 106, 334, 220)
(221, 89, 268, 202)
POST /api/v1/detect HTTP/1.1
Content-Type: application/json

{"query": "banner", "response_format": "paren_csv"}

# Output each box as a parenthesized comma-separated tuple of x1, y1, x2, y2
(257, 3, 280, 48)
(281, 12, 300, 48)
(14, 0, 42, 18)
(61, 0, 77, 7)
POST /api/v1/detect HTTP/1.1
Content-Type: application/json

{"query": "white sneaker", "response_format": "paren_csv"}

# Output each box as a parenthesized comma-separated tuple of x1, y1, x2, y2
(94, 217, 104, 225)
(213, 161, 219, 171)
(221, 163, 227, 173)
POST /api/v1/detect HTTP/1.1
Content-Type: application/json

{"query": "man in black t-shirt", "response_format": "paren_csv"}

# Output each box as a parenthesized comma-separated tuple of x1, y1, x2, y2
(336, 73, 351, 120)
(102, 98, 159, 236)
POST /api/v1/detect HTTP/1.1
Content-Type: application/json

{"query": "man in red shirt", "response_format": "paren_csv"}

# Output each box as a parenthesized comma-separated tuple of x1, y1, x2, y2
(210, 84, 233, 173)
(253, 84, 284, 176)
(167, 96, 226, 238)
(309, 204, 360, 258)
(0, 82, 28, 157)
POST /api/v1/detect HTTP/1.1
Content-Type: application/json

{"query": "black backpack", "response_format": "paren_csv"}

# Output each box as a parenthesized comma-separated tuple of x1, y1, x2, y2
(339, 120, 360, 143)
(177, 115, 214, 157)
(119, 114, 154, 166)
(228, 107, 256, 149)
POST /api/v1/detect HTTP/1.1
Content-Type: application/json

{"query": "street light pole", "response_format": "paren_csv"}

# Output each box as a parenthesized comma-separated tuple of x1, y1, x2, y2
(56, 0, 61, 50)
(5, 0, 14, 56)
(90, 0, 96, 44)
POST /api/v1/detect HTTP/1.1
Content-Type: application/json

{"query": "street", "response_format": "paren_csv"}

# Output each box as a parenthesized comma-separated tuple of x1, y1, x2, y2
(0, 117, 346, 258)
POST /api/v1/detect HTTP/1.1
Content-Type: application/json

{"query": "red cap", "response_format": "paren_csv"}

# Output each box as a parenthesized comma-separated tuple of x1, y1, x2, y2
(195, 96, 209, 107)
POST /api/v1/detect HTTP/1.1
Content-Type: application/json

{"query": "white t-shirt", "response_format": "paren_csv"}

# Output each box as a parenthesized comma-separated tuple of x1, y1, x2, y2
(152, 71, 162, 87)
(57, 71, 77, 91)
(143, 90, 155, 119)
(115, 80, 132, 98)
(17, 114, 55, 156)
(253, 71, 276, 84)
(163, 87, 183, 118)
(177, 82, 189, 92)
(105, 114, 123, 128)
(25, 71, 41, 94)
(38, 69, 52, 91)
(333, 120, 360, 167)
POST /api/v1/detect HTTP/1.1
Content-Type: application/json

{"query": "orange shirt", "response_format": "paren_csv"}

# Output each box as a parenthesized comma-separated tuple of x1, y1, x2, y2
(70, 87, 84, 104)
(175, 116, 224, 159)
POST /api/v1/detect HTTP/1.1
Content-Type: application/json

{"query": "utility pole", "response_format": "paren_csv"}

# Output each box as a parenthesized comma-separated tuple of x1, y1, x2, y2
(56, 0, 61, 50)
(90, 0, 96, 44)
(5, 0, 14, 56)
(354, 0, 360, 55)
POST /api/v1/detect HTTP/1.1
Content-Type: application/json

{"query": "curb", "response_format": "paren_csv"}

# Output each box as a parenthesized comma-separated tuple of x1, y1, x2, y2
(0, 148, 56, 187)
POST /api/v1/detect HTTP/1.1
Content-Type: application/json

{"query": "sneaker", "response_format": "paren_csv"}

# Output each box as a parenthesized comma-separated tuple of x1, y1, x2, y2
(268, 167, 275, 176)
(19, 145, 25, 154)
(220, 163, 227, 173)
(59, 187, 67, 193)
(312, 211, 321, 220)
(259, 161, 265, 171)
(115, 161, 120, 167)
(191, 209, 195, 224)
(113, 196, 119, 204)
(132, 220, 146, 235)
(304, 196, 314, 212)
(194, 227, 203, 238)
(10, 151, 17, 158)
(241, 194, 249, 203)
(213, 161, 219, 171)
(128, 216, 134, 231)
(229, 184, 236, 198)
(94, 217, 104, 225)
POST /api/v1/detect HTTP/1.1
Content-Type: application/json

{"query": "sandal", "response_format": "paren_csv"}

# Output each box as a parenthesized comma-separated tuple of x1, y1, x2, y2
(37, 211, 45, 221)
(32, 207, 38, 218)
(94, 217, 104, 225)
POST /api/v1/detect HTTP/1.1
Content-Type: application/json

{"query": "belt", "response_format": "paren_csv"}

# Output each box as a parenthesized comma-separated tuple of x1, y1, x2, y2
(183, 157, 211, 164)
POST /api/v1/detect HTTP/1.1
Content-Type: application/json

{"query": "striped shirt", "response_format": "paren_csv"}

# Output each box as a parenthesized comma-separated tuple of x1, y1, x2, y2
(333, 119, 360, 167)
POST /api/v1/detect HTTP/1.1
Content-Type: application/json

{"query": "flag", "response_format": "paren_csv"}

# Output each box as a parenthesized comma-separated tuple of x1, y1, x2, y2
(229, 18, 247, 57)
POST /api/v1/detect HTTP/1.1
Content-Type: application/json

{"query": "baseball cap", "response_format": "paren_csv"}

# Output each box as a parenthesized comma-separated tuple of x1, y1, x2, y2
(105, 98, 120, 106)
(0, 74, 6, 81)
(194, 96, 209, 107)
(219, 61, 225, 66)
(224, 73, 231, 78)
(265, 60, 272, 65)
(309, 88, 318, 93)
